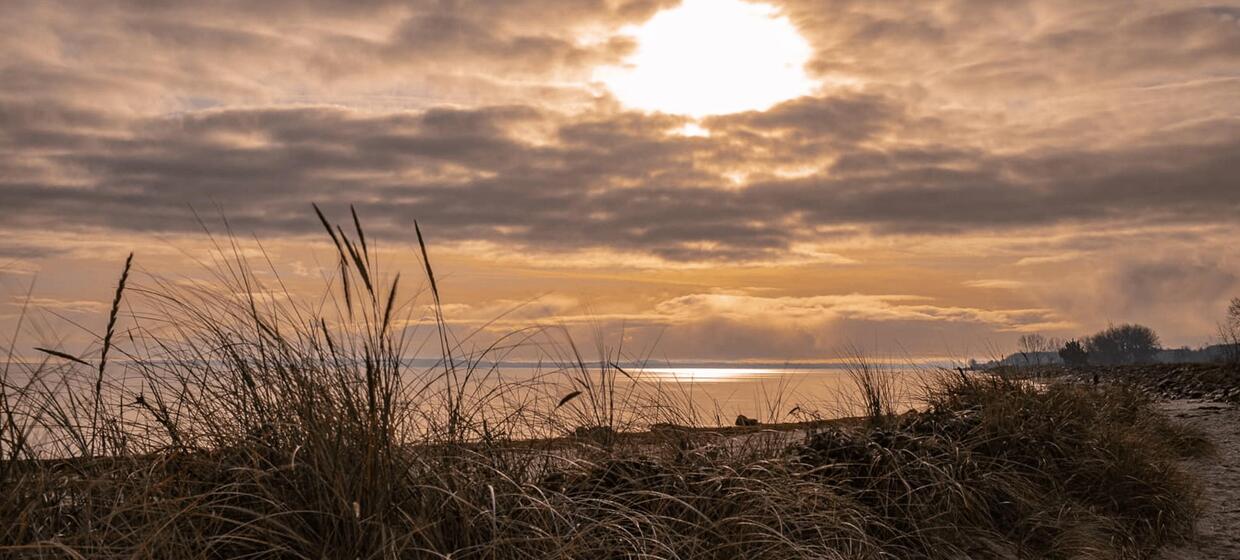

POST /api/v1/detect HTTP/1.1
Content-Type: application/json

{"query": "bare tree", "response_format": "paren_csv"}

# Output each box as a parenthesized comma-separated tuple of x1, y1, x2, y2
(1218, 297, 1240, 363)
(1017, 333, 1059, 366)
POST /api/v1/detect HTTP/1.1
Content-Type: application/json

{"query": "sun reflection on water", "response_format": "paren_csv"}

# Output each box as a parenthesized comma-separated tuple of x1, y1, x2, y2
(643, 367, 804, 382)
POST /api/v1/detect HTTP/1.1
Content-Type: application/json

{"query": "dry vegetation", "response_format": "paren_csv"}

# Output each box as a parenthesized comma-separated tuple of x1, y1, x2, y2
(0, 209, 1211, 559)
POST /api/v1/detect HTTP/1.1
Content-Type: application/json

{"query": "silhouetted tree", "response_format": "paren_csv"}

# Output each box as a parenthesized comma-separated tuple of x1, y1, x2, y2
(1058, 339, 1089, 366)
(1219, 297, 1240, 363)
(1084, 324, 1161, 365)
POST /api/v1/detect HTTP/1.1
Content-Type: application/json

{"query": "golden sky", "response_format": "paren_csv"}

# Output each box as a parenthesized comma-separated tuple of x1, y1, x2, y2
(2, 0, 1239, 361)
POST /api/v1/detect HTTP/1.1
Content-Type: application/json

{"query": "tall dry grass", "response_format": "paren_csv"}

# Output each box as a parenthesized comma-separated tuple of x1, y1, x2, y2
(0, 208, 1209, 559)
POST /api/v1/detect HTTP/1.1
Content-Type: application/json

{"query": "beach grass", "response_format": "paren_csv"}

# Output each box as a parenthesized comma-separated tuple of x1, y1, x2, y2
(0, 209, 1208, 559)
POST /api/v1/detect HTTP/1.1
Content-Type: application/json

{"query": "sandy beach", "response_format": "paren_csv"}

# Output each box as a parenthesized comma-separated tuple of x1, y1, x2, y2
(1158, 399, 1240, 559)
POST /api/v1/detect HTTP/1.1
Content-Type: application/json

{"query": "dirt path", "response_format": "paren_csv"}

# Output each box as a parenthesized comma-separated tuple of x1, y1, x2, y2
(1158, 399, 1240, 559)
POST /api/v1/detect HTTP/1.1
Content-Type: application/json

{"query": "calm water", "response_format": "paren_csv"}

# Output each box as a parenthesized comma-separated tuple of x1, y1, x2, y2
(679, 366, 933, 417)
(2, 360, 949, 450)
(467, 362, 943, 426)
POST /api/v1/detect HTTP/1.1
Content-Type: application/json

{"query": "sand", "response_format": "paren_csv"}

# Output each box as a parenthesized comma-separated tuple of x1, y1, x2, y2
(1157, 399, 1240, 559)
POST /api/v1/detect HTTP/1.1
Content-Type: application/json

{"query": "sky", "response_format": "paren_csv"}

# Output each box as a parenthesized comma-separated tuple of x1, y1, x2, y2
(1, 0, 1238, 363)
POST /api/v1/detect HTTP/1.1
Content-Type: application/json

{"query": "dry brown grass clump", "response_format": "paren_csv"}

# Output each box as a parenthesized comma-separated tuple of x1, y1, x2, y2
(796, 375, 1207, 559)
(0, 208, 1207, 559)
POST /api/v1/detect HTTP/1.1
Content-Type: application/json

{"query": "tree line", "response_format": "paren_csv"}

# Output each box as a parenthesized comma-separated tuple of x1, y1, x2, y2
(1014, 297, 1240, 367)
(1053, 324, 1161, 366)
(1014, 324, 1160, 367)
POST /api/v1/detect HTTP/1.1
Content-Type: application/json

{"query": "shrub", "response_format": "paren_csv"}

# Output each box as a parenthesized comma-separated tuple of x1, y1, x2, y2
(1085, 324, 1161, 365)
(1058, 339, 1089, 366)
(883, 376, 1203, 557)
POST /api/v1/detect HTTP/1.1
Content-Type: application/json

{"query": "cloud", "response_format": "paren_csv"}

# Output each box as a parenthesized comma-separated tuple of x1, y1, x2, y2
(1, 0, 1238, 356)
(655, 292, 1064, 359)
(1015, 254, 1082, 267)
(3, 0, 1237, 266)
(963, 279, 1025, 290)
(1023, 236, 1240, 345)
(7, 297, 110, 315)
(1, 97, 1236, 266)
(1094, 257, 1240, 339)
(651, 292, 1060, 329)
(422, 290, 1068, 360)
(786, 1, 1240, 91)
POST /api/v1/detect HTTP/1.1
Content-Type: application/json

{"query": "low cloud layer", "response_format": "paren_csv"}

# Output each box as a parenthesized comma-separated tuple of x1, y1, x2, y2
(3, 100, 1236, 263)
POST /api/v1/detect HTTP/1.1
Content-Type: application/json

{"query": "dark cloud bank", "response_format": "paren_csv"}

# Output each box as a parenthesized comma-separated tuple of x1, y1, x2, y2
(3, 0, 1238, 262)
(2, 98, 1236, 262)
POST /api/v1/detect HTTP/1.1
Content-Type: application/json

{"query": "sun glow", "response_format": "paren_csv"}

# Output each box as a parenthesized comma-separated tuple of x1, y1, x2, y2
(645, 367, 785, 382)
(595, 0, 816, 118)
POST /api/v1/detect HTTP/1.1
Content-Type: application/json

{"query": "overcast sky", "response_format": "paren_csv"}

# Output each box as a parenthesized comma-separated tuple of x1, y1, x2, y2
(2, 0, 1238, 361)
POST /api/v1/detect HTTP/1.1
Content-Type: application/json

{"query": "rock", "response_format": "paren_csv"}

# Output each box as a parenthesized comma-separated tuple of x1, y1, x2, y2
(650, 422, 689, 432)
(735, 414, 760, 427)
(573, 425, 617, 444)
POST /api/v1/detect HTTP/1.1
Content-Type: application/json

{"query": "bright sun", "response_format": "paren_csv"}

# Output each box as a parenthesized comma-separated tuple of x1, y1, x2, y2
(595, 0, 816, 118)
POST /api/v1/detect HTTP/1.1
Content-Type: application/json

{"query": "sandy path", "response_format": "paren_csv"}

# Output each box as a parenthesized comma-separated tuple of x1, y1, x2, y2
(1158, 400, 1240, 559)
